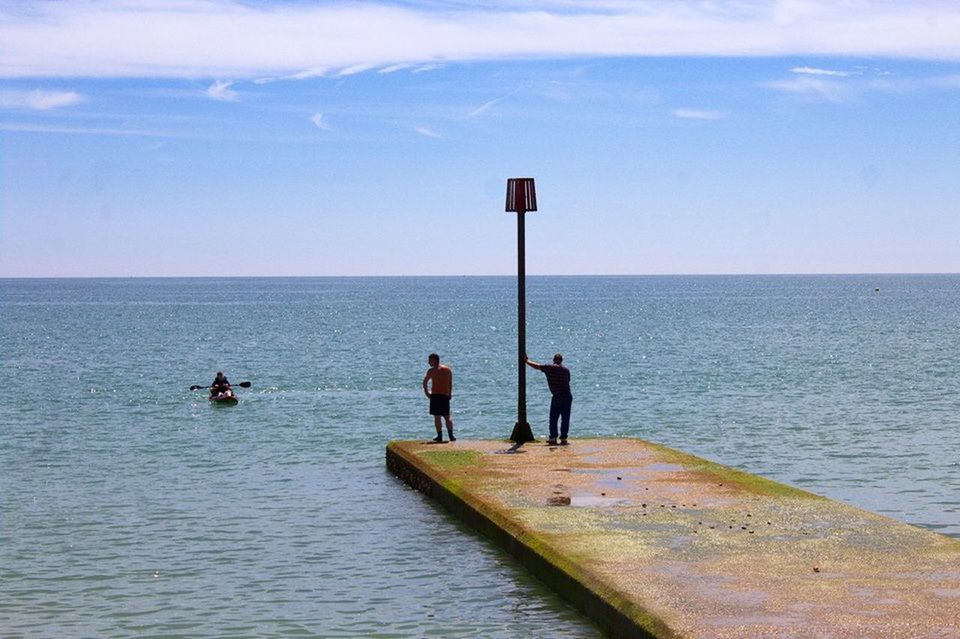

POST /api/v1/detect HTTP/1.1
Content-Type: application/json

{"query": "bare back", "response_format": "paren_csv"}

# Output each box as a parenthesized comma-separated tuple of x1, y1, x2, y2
(424, 364, 453, 396)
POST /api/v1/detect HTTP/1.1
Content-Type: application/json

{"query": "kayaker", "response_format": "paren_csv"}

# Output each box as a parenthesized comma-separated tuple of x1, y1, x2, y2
(210, 371, 232, 398)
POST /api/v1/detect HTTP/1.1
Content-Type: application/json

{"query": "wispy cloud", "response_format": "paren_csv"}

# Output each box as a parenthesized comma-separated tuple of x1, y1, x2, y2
(766, 76, 850, 103)
(468, 90, 519, 118)
(379, 63, 443, 75)
(413, 126, 440, 138)
(379, 64, 414, 74)
(791, 66, 852, 77)
(337, 64, 377, 78)
(205, 80, 238, 101)
(672, 108, 726, 120)
(311, 112, 331, 131)
(771, 69, 960, 100)
(0, 122, 213, 139)
(0, 89, 83, 110)
(412, 64, 445, 74)
(253, 68, 327, 84)
(287, 68, 327, 80)
(2, 2, 960, 79)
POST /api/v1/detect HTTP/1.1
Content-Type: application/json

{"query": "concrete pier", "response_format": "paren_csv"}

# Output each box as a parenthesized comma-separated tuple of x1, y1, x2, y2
(387, 438, 960, 639)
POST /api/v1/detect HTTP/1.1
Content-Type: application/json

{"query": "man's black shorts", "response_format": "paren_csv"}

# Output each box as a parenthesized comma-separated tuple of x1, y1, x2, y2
(429, 394, 451, 416)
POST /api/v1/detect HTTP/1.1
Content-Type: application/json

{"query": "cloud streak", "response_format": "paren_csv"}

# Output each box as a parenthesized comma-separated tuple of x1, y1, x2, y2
(769, 68, 960, 101)
(2, 1, 960, 79)
(766, 76, 850, 102)
(467, 89, 519, 118)
(791, 66, 852, 77)
(413, 126, 440, 138)
(0, 89, 83, 110)
(311, 112, 331, 130)
(205, 80, 237, 100)
(672, 108, 726, 120)
(0, 122, 214, 139)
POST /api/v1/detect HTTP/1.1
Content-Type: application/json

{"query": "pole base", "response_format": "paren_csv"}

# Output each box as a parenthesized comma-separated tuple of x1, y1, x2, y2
(510, 421, 535, 444)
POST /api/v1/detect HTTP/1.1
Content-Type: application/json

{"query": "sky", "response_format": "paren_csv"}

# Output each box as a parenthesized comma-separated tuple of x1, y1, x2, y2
(2, 0, 960, 277)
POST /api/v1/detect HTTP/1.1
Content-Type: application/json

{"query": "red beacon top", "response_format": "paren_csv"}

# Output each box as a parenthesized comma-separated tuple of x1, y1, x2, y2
(505, 178, 537, 213)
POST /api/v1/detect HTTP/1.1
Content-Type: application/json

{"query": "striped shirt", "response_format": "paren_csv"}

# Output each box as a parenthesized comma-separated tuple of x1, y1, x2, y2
(539, 364, 571, 396)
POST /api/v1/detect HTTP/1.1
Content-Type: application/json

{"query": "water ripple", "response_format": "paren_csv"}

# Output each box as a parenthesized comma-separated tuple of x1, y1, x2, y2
(2, 275, 958, 637)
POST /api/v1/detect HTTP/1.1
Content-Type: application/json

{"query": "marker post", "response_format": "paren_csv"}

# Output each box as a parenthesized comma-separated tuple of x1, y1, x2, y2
(506, 178, 537, 444)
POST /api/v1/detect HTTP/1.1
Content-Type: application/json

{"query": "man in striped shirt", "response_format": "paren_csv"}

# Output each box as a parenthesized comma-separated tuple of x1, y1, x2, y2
(526, 353, 573, 445)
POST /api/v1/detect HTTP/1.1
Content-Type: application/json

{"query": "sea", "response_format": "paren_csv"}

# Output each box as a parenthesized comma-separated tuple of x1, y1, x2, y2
(2, 275, 958, 638)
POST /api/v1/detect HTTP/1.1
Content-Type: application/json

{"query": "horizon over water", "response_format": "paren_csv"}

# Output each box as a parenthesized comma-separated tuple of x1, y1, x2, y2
(7, 271, 960, 279)
(2, 275, 958, 637)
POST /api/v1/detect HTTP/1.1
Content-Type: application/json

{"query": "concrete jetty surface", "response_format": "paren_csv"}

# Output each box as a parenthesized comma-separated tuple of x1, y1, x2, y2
(387, 438, 960, 639)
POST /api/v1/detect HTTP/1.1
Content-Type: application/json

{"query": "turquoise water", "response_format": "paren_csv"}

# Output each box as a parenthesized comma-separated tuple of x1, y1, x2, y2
(2, 275, 959, 637)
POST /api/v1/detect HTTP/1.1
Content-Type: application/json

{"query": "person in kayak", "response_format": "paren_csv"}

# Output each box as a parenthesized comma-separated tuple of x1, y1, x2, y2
(210, 371, 232, 398)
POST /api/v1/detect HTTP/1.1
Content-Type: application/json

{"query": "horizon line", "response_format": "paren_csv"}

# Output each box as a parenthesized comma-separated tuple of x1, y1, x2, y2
(3, 272, 960, 280)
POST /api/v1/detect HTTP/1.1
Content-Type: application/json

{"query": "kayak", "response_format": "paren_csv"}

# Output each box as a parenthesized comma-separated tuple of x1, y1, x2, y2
(209, 392, 238, 405)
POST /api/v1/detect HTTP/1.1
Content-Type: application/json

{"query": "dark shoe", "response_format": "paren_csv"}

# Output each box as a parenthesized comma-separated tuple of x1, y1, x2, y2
(560, 438, 569, 445)
(432, 435, 443, 443)
(448, 435, 456, 442)
(547, 438, 558, 446)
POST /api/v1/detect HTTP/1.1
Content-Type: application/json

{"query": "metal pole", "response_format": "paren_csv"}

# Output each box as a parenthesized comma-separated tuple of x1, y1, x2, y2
(510, 203, 533, 443)
(507, 177, 535, 444)
(517, 206, 526, 428)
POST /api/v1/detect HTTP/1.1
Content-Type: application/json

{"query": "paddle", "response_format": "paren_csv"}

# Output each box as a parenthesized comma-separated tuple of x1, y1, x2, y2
(190, 381, 252, 391)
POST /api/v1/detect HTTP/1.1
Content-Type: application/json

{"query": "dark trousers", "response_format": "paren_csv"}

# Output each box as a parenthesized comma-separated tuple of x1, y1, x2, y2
(549, 393, 573, 439)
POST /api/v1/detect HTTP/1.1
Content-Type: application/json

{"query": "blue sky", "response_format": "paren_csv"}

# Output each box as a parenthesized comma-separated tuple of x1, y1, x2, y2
(2, 1, 960, 276)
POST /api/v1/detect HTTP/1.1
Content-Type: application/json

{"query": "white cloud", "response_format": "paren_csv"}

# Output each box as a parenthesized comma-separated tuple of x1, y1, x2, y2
(206, 80, 237, 101)
(672, 108, 726, 120)
(0, 122, 212, 138)
(467, 91, 517, 118)
(2, 1, 960, 79)
(379, 62, 442, 75)
(0, 89, 83, 110)
(413, 126, 440, 138)
(791, 66, 852, 77)
(379, 64, 414, 74)
(770, 70, 960, 98)
(412, 64, 445, 74)
(253, 68, 328, 84)
(766, 76, 850, 102)
(337, 64, 377, 77)
(311, 112, 331, 130)
(287, 68, 328, 80)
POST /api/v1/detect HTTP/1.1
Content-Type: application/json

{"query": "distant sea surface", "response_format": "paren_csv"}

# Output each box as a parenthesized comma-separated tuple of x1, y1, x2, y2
(2, 275, 958, 638)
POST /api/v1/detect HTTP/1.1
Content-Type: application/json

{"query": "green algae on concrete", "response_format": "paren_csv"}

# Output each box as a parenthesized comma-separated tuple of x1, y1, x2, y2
(643, 442, 825, 500)
(386, 438, 960, 639)
(417, 448, 485, 469)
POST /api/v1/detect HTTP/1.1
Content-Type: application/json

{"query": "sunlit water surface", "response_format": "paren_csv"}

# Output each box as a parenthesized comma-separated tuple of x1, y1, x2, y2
(2, 276, 958, 637)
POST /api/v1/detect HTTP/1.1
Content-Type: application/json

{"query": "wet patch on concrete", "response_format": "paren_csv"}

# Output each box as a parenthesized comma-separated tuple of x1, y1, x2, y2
(569, 494, 629, 508)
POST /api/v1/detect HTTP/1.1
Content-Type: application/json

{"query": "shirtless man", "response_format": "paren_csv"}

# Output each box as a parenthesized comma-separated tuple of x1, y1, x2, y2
(422, 353, 455, 442)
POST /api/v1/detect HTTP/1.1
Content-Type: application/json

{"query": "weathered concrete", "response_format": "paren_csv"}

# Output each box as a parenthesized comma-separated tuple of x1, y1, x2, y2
(386, 438, 960, 639)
